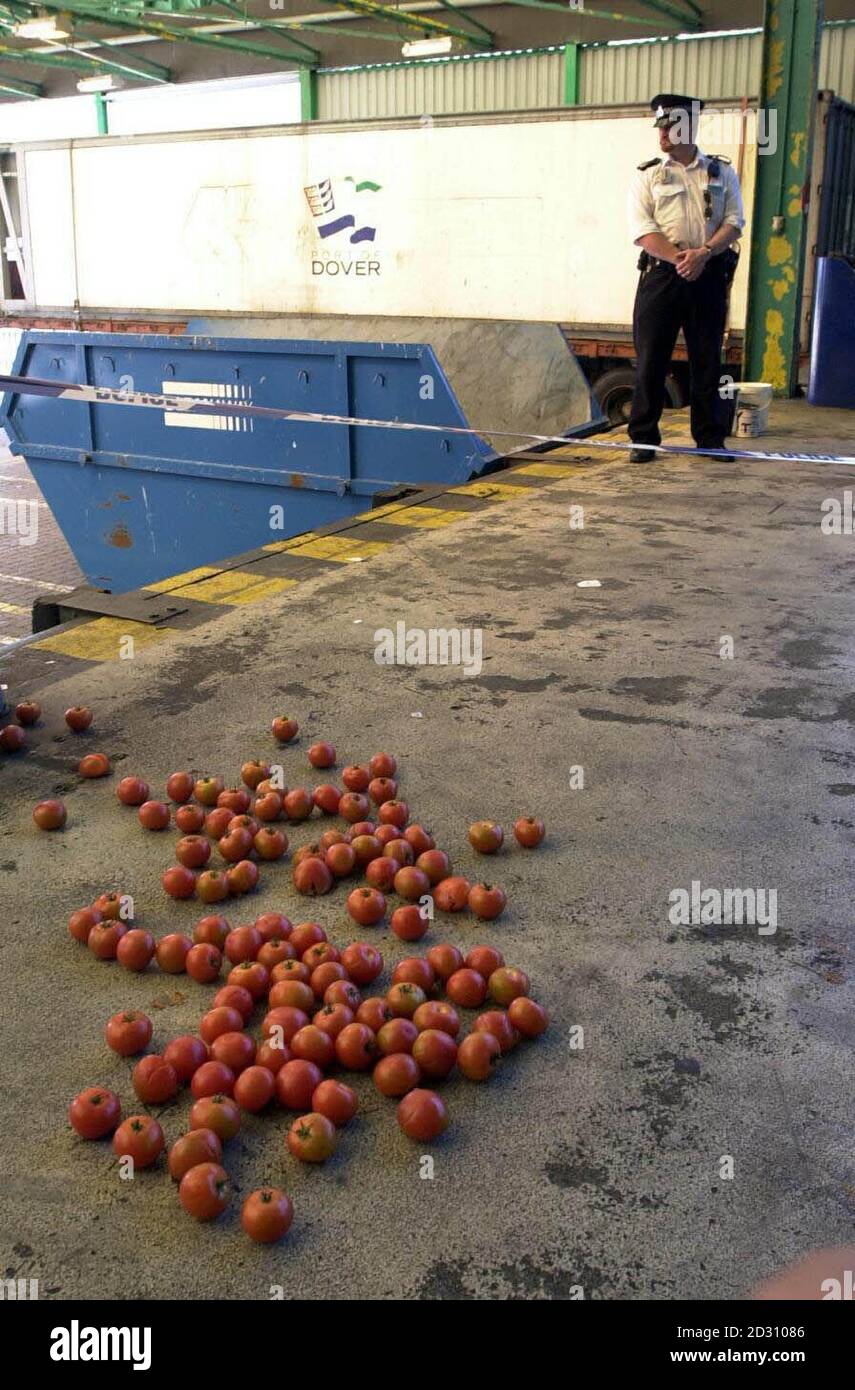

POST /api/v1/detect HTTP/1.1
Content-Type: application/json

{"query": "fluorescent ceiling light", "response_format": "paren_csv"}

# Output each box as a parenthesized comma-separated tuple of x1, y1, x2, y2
(401, 38, 454, 58)
(77, 74, 120, 93)
(14, 15, 70, 39)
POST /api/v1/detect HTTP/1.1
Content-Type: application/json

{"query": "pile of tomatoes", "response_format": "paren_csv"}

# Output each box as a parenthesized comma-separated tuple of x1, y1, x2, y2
(60, 720, 548, 1243)
(70, 908, 547, 1240)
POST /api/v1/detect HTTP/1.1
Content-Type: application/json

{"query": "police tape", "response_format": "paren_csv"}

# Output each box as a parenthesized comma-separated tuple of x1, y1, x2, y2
(2, 372, 854, 468)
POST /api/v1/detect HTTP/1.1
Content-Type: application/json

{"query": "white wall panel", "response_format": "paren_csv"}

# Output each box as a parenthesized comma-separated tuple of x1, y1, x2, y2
(105, 73, 301, 137)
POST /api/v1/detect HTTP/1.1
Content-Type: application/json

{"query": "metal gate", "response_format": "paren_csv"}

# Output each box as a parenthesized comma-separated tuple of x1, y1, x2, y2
(817, 96, 855, 257)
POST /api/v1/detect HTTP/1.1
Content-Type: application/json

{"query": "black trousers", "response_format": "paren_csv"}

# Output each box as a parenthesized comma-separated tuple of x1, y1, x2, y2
(629, 257, 732, 448)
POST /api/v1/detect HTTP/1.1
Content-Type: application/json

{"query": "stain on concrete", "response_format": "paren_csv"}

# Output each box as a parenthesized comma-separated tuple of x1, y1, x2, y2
(780, 638, 840, 669)
(743, 686, 816, 720)
(827, 784, 855, 796)
(610, 675, 693, 705)
(578, 707, 690, 729)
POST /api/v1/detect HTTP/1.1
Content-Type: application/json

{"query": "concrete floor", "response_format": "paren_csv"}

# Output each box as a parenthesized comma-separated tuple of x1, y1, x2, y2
(1, 402, 854, 1300)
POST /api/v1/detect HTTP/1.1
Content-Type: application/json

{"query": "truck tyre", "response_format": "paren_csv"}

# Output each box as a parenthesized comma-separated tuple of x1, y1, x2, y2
(594, 367, 683, 425)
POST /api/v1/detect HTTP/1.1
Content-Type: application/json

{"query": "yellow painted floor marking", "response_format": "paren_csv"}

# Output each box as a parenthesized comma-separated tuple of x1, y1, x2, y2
(145, 566, 220, 593)
(288, 535, 392, 562)
(169, 571, 298, 605)
(450, 481, 528, 500)
(34, 617, 172, 660)
(512, 461, 579, 478)
(263, 533, 321, 553)
(376, 505, 470, 529)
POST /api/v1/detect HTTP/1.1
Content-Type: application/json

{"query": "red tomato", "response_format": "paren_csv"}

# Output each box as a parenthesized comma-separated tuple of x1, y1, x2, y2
(190, 1061, 235, 1099)
(394, 868, 431, 904)
(168, 1128, 222, 1180)
(15, 699, 40, 725)
(241, 1188, 294, 1244)
(349, 820, 376, 838)
(255, 1039, 291, 1074)
(427, 943, 464, 980)
(105, 1010, 152, 1057)
(466, 945, 505, 978)
(220, 786, 252, 813)
(377, 1018, 418, 1056)
(412, 1029, 458, 1078)
(374, 824, 400, 847)
(293, 856, 334, 896)
(179, 1162, 229, 1221)
(132, 1054, 179, 1104)
(276, 1059, 323, 1110)
(416, 850, 451, 885)
(313, 1003, 354, 1039)
(228, 859, 260, 897)
(368, 752, 397, 778)
(508, 996, 549, 1037)
(446, 968, 487, 1009)
(313, 783, 341, 815)
(290, 921, 326, 955)
(368, 777, 397, 806)
(290, 1025, 335, 1070)
(88, 921, 128, 960)
(162, 865, 197, 900)
(68, 906, 101, 945)
(205, 807, 236, 840)
(341, 942, 383, 985)
(312, 1079, 358, 1127)
(33, 799, 66, 830)
(404, 825, 435, 855)
(310, 961, 347, 998)
(513, 816, 545, 848)
(211, 987, 254, 1023)
(468, 883, 507, 920)
(350, 833, 382, 867)
(194, 776, 224, 806)
(268, 980, 314, 1014)
(272, 716, 299, 743)
(386, 982, 427, 1018)
(347, 887, 386, 926)
(383, 838, 413, 867)
(458, 1032, 501, 1081)
(287, 1111, 336, 1162)
(378, 800, 409, 828)
(326, 842, 356, 878)
(177, 804, 207, 836)
(335, 1022, 378, 1071)
(255, 912, 292, 941)
(392, 957, 435, 992)
(69, 1087, 120, 1139)
(166, 771, 195, 803)
(155, 933, 192, 974)
(308, 741, 336, 769)
(186, 943, 222, 983)
(255, 827, 288, 860)
(488, 966, 530, 1006)
(342, 765, 370, 792)
(254, 793, 284, 824)
(234, 1065, 276, 1112)
(258, 939, 296, 971)
(218, 827, 254, 864)
(284, 788, 314, 821)
(474, 1010, 516, 1054)
(193, 914, 231, 949)
(116, 928, 155, 971)
(339, 792, 371, 824)
(1, 725, 26, 754)
(138, 800, 170, 831)
(434, 876, 471, 912)
(397, 1088, 448, 1141)
(196, 870, 230, 903)
(325, 979, 361, 1011)
(224, 925, 262, 965)
(303, 941, 340, 970)
(93, 890, 124, 918)
(64, 705, 93, 732)
(189, 1094, 240, 1141)
(163, 1035, 208, 1082)
(79, 752, 111, 779)
(112, 1115, 164, 1169)
(226, 960, 269, 999)
(468, 820, 504, 854)
(413, 1001, 460, 1037)
(356, 997, 392, 1032)
(365, 856, 397, 891)
(210, 1031, 255, 1075)
(270, 960, 311, 987)
(374, 1053, 421, 1097)
(263, 1006, 310, 1044)
(117, 776, 150, 807)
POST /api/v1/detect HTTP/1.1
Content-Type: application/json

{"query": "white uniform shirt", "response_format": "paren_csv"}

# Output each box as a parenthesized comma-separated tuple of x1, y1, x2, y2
(628, 148, 745, 250)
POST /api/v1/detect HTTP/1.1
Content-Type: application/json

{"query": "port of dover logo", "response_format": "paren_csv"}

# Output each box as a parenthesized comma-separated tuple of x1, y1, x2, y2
(304, 175, 382, 279)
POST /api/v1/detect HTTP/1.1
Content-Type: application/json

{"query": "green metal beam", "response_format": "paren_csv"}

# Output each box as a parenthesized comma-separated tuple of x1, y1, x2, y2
(0, 72, 41, 94)
(563, 41, 578, 106)
(320, 0, 492, 48)
(631, 0, 704, 28)
(95, 91, 109, 132)
(483, 0, 682, 31)
(214, 0, 320, 62)
(434, 0, 493, 45)
(744, 0, 823, 395)
(30, 0, 321, 66)
(0, 29, 168, 78)
(0, 3, 172, 79)
(299, 65, 317, 120)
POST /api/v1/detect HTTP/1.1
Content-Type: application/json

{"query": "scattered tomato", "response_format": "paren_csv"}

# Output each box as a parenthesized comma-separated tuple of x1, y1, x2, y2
(341, 942, 383, 985)
(190, 1061, 235, 1100)
(166, 771, 195, 803)
(434, 876, 471, 912)
(416, 849, 451, 885)
(64, 706, 93, 732)
(105, 1010, 152, 1057)
(276, 1059, 323, 1110)
(168, 1128, 222, 1181)
(412, 1029, 458, 1079)
(33, 799, 66, 830)
(68, 906, 101, 945)
(132, 1054, 179, 1104)
(335, 1022, 377, 1071)
(374, 1052, 421, 1097)
(508, 996, 549, 1038)
(308, 742, 335, 769)
(189, 1094, 240, 1141)
(186, 942, 222, 983)
(446, 968, 487, 1009)
(179, 1162, 229, 1221)
(175, 804, 206, 833)
(474, 1010, 516, 1054)
(15, 700, 40, 725)
(287, 1111, 336, 1162)
(117, 776, 150, 807)
(69, 1087, 120, 1139)
(193, 914, 231, 950)
(112, 1115, 164, 1169)
(163, 1035, 209, 1082)
(156, 933, 192, 974)
(377, 1018, 419, 1056)
(513, 816, 545, 848)
(162, 865, 197, 899)
(392, 957, 435, 992)
(466, 945, 505, 978)
(488, 966, 530, 1006)
(397, 1088, 448, 1141)
(312, 1079, 357, 1128)
(339, 792, 370, 824)
(194, 776, 224, 806)
(427, 943, 464, 980)
(234, 1065, 276, 1112)
(413, 1001, 460, 1037)
(196, 869, 230, 903)
(138, 800, 170, 831)
(458, 1031, 501, 1081)
(88, 921, 128, 960)
(272, 716, 299, 743)
(242, 1188, 294, 1243)
(79, 752, 111, 778)
(346, 887, 385, 926)
(342, 765, 370, 792)
(469, 883, 507, 920)
(468, 820, 504, 854)
(117, 928, 155, 971)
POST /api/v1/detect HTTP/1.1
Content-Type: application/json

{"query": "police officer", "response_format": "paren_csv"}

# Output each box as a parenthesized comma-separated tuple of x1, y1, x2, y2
(627, 94, 745, 463)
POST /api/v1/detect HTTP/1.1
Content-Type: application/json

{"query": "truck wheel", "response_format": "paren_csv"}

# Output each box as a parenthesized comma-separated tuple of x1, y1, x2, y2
(594, 368, 683, 425)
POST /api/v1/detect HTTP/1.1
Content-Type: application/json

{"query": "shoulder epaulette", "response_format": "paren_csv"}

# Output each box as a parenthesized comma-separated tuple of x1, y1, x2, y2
(637, 157, 661, 171)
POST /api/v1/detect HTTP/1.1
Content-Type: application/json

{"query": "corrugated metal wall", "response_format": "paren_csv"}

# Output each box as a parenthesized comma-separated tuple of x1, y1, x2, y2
(317, 25, 854, 121)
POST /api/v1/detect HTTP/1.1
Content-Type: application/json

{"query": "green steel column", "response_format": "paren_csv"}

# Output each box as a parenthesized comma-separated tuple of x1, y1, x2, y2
(300, 68, 318, 122)
(744, 0, 823, 394)
(95, 93, 109, 136)
(563, 43, 580, 106)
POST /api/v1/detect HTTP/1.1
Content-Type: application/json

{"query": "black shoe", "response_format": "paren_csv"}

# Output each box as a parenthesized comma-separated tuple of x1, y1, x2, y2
(698, 443, 735, 461)
(629, 447, 656, 463)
